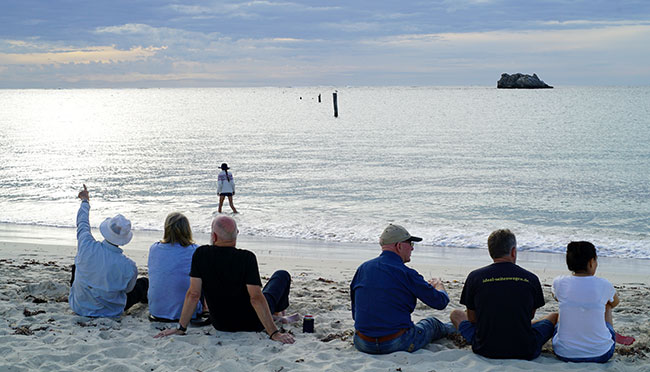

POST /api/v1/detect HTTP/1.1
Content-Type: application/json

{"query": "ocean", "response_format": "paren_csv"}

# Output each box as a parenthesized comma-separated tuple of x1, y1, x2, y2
(0, 87, 648, 259)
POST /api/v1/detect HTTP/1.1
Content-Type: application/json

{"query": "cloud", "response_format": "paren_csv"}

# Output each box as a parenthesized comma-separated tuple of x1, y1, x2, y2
(441, 0, 496, 12)
(38, 55, 352, 86)
(363, 24, 650, 54)
(320, 22, 383, 33)
(166, 4, 214, 15)
(95, 23, 158, 35)
(60, 71, 221, 83)
(98, 23, 318, 55)
(166, 1, 339, 20)
(0, 45, 166, 65)
(540, 19, 650, 27)
(2, 14, 650, 87)
(94, 23, 220, 48)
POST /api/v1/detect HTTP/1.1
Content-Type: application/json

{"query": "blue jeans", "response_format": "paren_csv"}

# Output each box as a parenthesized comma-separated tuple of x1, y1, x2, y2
(262, 270, 291, 314)
(353, 317, 454, 354)
(555, 322, 616, 363)
(459, 319, 555, 359)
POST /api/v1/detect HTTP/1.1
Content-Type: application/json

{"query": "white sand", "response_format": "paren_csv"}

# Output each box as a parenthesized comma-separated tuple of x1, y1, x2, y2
(1, 225, 648, 371)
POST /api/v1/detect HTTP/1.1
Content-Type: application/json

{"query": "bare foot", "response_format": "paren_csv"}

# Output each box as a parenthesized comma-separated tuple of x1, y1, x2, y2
(273, 313, 300, 324)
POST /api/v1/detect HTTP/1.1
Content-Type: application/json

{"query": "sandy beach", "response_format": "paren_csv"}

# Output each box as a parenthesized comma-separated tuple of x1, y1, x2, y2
(1, 225, 648, 372)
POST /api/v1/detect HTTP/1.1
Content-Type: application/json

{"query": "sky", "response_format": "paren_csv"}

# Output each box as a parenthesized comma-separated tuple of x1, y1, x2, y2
(1, 1, 650, 88)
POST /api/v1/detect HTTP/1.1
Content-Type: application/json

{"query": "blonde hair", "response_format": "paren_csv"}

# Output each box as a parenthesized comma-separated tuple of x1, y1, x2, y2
(161, 212, 194, 247)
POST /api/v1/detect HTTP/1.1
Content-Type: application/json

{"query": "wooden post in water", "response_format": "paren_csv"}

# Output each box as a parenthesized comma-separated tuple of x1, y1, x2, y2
(318, 94, 321, 103)
(333, 92, 338, 117)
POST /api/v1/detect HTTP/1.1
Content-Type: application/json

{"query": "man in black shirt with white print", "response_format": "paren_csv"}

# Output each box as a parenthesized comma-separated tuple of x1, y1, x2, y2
(450, 229, 557, 360)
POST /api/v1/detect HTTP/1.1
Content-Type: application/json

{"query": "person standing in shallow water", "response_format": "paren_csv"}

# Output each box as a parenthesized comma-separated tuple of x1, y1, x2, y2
(217, 163, 238, 214)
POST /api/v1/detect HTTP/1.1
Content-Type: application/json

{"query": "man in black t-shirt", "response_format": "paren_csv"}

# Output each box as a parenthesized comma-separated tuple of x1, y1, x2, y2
(450, 229, 557, 360)
(155, 215, 295, 344)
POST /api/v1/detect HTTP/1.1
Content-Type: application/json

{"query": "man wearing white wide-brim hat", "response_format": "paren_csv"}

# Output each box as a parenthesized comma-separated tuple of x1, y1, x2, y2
(69, 184, 148, 317)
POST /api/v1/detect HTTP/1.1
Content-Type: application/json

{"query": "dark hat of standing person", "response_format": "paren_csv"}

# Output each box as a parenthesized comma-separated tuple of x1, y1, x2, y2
(220, 163, 230, 170)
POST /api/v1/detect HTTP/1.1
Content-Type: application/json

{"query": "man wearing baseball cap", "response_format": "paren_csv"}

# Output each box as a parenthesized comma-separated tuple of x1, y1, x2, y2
(350, 224, 454, 354)
(69, 184, 148, 317)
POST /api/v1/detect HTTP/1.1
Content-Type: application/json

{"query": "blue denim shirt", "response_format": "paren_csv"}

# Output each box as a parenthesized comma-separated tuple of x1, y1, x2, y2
(351, 251, 449, 337)
(69, 201, 138, 317)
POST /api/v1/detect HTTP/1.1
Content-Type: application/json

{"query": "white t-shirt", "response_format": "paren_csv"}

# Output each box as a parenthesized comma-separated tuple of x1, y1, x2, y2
(552, 275, 616, 358)
(217, 170, 235, 194)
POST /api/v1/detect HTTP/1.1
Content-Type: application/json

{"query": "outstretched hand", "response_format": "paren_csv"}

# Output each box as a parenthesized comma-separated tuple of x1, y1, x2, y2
(153, 328, 184, 338)
(78, 184, 89, 201)
(428, 277, 445, 291)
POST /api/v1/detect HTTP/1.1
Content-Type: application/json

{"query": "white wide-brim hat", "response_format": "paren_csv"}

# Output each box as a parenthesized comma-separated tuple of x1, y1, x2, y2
(99, 214, 133, 246)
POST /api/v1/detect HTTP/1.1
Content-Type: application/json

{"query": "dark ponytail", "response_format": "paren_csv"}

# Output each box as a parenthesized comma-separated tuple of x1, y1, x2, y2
(225, 169, 230, 183)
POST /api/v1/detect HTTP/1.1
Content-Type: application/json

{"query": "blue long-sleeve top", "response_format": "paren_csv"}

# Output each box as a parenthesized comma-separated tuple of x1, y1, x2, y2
(350, 251, 450, 337)
(147, 241, 202, 320)
(69, 201, 138, 317)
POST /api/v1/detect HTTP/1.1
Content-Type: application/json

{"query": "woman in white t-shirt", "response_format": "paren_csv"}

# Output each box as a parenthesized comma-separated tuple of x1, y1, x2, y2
(217, 163, 238, 214)
(552, 241, 622, 363)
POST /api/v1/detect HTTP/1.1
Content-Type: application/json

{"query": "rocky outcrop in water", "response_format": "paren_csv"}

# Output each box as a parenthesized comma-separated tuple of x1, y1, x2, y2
(497, 73, 553, 89)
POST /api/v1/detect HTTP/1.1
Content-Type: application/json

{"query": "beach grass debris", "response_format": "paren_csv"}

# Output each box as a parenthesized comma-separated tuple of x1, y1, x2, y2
(23, 308, 46, 317)
(616, 344, 650, 359)
(320, 329, 354, 342)
(13, 326, 33, 335)
(26, 295, 48, 303)
(448, 333, 468, 348)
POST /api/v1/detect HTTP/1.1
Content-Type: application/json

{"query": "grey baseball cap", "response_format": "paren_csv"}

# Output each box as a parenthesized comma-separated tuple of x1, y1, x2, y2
(379, 224, 423, 245)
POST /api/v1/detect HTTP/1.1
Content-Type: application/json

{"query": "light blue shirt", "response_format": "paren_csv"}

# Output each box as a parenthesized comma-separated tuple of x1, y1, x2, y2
(147, 241, 202, 320)
(69, 201, 138, 317)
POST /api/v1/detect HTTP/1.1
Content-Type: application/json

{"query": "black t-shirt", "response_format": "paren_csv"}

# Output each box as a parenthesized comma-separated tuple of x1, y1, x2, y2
(189, 245, 264, 332)
(460, 262, 545, 359)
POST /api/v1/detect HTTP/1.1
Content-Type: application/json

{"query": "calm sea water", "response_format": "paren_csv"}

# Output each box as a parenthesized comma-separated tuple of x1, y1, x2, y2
(0, 87, 648, 259)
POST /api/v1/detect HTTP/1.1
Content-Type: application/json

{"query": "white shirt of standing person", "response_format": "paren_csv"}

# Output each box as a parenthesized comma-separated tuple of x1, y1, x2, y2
(217, 170, 235, 194)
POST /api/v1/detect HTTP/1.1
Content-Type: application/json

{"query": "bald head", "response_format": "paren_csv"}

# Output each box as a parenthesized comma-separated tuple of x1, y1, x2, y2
(211, 215, 238, 245)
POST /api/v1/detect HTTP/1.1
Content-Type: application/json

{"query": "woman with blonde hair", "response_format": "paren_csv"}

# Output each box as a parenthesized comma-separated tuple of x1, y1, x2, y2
(148, 212, 203, 322)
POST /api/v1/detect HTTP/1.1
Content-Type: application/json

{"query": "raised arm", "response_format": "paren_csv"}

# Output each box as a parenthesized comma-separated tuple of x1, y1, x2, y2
(76, 184, 93, 244)
(78, 184, 89, 201)
(248, 284, 294, 344)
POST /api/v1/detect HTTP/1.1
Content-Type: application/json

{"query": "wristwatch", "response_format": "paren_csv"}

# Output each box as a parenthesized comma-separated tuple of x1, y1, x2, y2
(177, 323, 187, 333)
